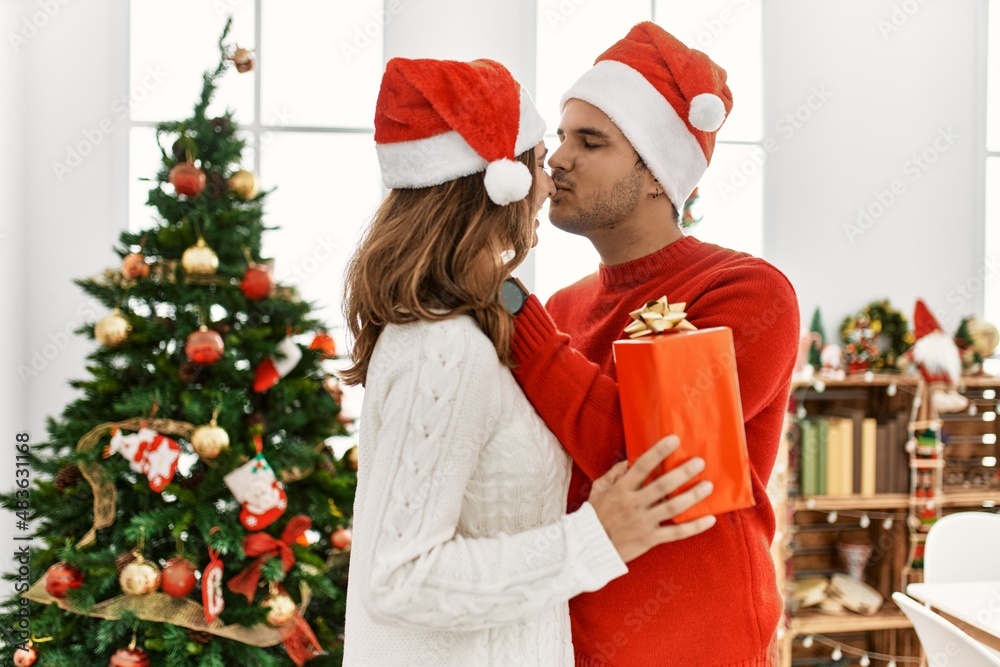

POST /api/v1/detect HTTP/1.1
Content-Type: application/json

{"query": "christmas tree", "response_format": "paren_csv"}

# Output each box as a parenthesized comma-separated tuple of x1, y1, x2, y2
(807, 307, 825, 369)
(1, 19, 356, 666)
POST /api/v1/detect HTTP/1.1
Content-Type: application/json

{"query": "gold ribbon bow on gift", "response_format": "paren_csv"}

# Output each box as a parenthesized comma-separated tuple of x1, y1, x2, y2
(624, 296, 698, 338)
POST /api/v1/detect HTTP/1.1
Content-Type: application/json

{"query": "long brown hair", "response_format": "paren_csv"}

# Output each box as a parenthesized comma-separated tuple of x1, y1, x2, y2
(341, 149, 537, 386)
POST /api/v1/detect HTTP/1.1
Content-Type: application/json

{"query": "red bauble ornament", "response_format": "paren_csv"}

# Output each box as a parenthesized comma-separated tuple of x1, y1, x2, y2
(168, 162, 206, 197)
(185, 326, 225, 365)
(13, 644, 37, 667)
(161, 557, 197, 598)
(241, 265, 273, 300)
(45, 562, 83, 598)
(331, 526, 352, 550)
(310, 331, 337, 358)
(109, 647, 149, 667)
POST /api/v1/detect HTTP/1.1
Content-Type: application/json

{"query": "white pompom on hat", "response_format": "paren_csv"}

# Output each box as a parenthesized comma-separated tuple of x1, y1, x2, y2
(560, 22, 733, 214)
(374, 58, 546, 206)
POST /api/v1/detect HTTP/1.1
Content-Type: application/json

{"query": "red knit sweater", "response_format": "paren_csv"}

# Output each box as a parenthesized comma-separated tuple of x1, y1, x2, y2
(512, 235, 800, 667)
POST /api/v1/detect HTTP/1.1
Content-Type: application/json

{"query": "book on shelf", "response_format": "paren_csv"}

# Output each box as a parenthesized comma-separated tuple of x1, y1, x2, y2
(861, 417, 877, 495)
(826, 416, 853, 497)
(796, 413, 906, 498)
(800, 419, 818, 497)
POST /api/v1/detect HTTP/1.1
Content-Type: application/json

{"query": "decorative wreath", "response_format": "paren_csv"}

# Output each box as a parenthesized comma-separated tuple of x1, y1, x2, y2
(840, 299, 913, 373)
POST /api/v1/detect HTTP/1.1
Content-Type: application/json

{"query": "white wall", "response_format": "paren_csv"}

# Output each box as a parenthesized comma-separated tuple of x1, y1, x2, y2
(763, 0, 987, 337)
(0, 0, 126, 596)
(383, 0, 537, 92)
(22, 0, 126, 433)
(0, 0, 30, 597)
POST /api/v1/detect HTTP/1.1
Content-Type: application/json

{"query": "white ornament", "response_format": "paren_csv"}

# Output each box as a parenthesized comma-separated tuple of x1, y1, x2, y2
(859, 513, 870, 528)
(145, 439, 181, 485)
(274, 336, 303, 377)
(108, 427, 157, 473)
(107, 427, 180, 492)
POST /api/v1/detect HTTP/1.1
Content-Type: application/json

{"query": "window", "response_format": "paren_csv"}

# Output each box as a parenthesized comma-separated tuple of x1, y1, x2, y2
(531, 0, 653, 301)
(531, 0, 765, 303)
(128, 1, 384, 439)
(655, 0, 764, 258)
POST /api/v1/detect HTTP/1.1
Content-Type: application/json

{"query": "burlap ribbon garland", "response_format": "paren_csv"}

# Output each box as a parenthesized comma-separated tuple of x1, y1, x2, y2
(75, 417, 196, 548)
(23, 575, 313, 647)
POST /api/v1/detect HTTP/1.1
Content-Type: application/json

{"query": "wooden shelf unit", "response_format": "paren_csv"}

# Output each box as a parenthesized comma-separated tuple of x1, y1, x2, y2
(790, 608, 912, 635)
(774, 374, 1000, 666)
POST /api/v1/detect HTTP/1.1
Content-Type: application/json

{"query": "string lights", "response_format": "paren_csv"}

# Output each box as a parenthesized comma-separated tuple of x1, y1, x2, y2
(798, 502, 899, 529)
(798, 634, 921, 664)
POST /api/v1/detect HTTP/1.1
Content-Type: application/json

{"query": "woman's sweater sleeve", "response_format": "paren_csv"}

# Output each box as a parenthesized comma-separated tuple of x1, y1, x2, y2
(361, 321, 627, 632)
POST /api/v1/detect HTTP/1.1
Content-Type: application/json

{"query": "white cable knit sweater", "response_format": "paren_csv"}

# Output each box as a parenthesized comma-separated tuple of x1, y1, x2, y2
(343, 315, 628, 666)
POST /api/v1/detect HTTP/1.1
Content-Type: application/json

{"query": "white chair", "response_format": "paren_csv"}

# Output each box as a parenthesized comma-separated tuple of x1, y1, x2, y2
(924, 512, 1000, 584)
(893, 592, 1000, 667)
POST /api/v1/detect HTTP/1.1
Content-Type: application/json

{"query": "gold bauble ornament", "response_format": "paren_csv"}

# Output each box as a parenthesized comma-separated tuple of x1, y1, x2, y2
(191, 416, 229, 459)
(968, 318, 1000, 358)
(262, 589, 296, 626)
(228, 169, 258, 200)
(119, 554, 161, 596)
(95, 309, 131, 347)
(181, 237, 218, 275)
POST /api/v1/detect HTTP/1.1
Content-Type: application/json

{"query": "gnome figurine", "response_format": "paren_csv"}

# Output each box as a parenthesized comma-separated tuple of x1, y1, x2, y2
(910, 299, 968, 414)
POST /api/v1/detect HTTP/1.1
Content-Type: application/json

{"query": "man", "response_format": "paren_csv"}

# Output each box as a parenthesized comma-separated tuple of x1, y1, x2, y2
(505, 23, 800, 667)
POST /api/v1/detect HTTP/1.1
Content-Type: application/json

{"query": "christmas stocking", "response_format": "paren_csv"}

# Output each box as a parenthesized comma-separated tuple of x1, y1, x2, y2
(253, 336, 303, 393)
(224, 454, 288, 531)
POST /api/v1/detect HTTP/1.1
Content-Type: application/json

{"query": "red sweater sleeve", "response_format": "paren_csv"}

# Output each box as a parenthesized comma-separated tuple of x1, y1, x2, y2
(511, 295, 626, 481)
(690, 263, 800, 424)
(511, 262, 800, 485)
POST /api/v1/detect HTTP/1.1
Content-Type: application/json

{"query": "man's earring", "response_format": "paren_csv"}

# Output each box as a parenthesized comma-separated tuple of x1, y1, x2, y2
(652, 190, 660, 199)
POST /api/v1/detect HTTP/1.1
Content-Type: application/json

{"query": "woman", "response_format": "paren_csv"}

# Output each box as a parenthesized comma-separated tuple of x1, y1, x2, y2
(341, 57, 716, 666)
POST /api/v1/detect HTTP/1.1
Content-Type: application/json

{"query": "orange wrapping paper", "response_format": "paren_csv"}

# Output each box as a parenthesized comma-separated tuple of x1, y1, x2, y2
(613, 326, 754, 523)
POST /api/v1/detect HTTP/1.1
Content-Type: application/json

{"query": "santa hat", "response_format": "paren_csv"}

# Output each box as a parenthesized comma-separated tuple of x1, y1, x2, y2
(374, 58, 546, 206)
(561, 22, 733, 214)
(911, 299, 962, 384)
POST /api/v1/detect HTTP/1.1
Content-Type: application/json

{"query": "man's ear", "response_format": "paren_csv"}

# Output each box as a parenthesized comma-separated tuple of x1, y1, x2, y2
(643, 169, 663, 197)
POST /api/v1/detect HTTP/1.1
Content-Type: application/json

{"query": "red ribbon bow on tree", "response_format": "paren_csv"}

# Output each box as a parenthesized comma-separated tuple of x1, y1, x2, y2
(227, 514, 311, 602)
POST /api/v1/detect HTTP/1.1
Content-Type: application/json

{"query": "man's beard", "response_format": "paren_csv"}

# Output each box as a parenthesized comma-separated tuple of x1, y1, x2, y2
(550, 166, 644, 235)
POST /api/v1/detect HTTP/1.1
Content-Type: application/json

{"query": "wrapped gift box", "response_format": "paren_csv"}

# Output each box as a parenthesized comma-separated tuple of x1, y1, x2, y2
(613, 301, 754, 523)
